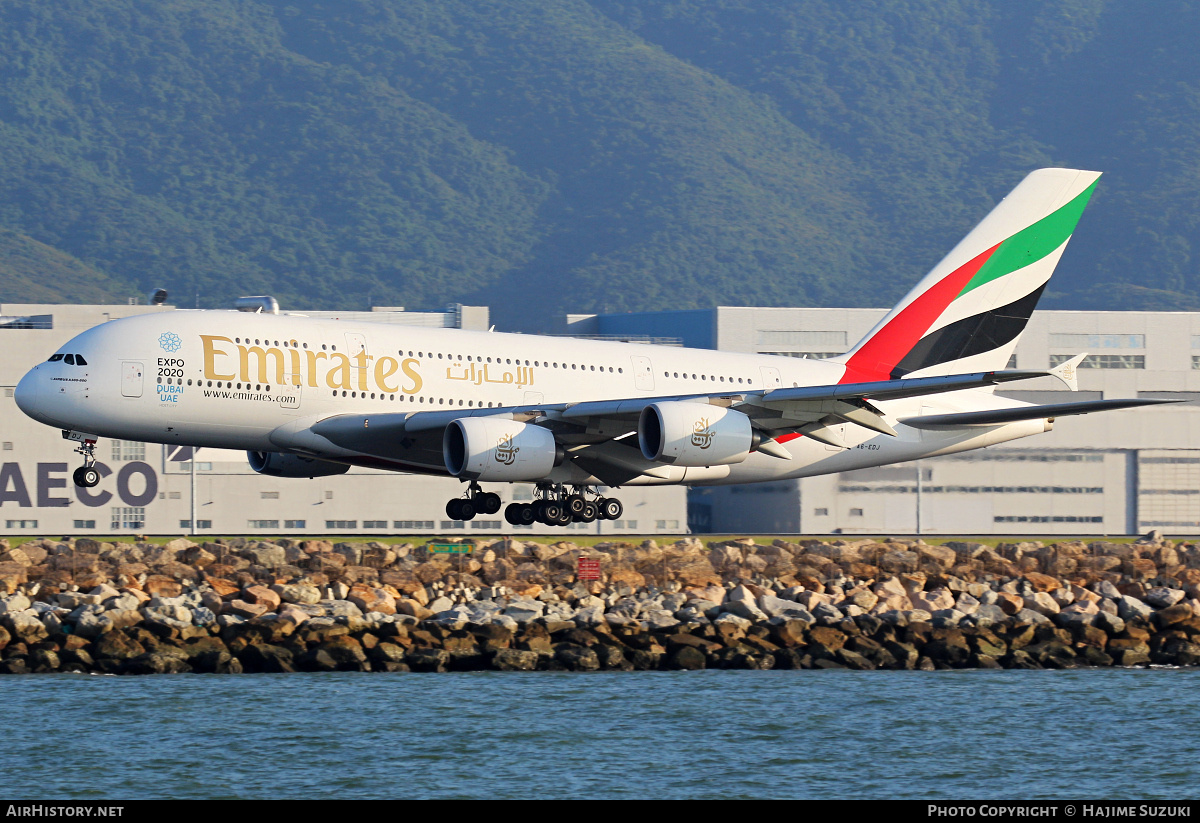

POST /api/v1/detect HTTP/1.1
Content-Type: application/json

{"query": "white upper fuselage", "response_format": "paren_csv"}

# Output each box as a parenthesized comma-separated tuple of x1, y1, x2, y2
(15, 310, 1045, 487)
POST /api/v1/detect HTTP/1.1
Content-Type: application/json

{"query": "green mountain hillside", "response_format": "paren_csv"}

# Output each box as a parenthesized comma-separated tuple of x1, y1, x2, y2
(0, 1, 1198, 328)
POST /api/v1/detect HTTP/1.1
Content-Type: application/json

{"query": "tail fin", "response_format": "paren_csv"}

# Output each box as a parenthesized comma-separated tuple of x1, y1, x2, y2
(834, 168, 1100, 381)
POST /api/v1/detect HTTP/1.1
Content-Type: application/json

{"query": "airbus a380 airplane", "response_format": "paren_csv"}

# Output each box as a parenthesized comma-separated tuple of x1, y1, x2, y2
(14, 169, 1169, 528)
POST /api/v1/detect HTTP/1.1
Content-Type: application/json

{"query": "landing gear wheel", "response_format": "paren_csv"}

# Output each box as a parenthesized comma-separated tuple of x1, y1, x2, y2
(542, 501, 566, 525)
(478, 492, 502, 515)
(578, 501, 598, 523)
(566, 496, 587, 517)
(599, 498, 623, 520)
(446, 499, 476, 521)
(72, 466, 100, 488)
(516, 504, 537, 525)
(504, 503, 522, 525)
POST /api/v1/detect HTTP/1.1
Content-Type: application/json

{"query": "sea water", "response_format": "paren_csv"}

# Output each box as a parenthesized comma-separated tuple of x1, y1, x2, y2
(1, 668, 1197, 799)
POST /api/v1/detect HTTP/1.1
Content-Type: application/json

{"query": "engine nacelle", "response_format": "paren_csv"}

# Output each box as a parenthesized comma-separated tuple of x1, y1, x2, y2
(443, 418, 562, 481)
(247, 451, 351, 478)
(639, 402, 755, 466)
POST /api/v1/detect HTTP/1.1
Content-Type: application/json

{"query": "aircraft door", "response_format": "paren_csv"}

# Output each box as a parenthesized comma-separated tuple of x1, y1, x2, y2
(121, 361, 144, 398)
(631, 355, 655, 391)
(759, 366, 782, 390)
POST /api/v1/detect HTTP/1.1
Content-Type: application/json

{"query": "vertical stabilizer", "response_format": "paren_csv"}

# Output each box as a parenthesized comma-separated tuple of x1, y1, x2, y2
(834, 168, 1100, 381)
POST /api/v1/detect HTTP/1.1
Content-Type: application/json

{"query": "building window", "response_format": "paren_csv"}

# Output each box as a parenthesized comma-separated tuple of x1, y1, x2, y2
(261, 491, 280, 499)
(813, 508, 829, 516)
(440, 520, 465, 529)
(110, 440, 145, 461)
(470, 520, 502, 529)
(74, 520, 96, 529)
(324, 491, 334, 500)
(1192, 355, 1200, 370)
(179, 462, 213, 471)
(325, 520, 357, 529)
(612, 520, 638, 530)
(759, 351, 842, 360)
(3, 388, 13, 398)
(757, 330, 847, 348)
(6, 519, 38, 529)
(512, 487, 534, 501)
(849, 508, 864, 517)
(168, 491, 181, 499)
(1049, 333, 1144, 349)
(394, 520, 434, 529)
(111, 507, 145, 530)
(1049, 353, 1144, 369)
(248, 519, 280, 529)
(656, 519, 680, 529)
(994, 516, 1103, 523)
(285, 520, 307, 528)
(2, 442, 11, 451)
(363, 520, 387, 528)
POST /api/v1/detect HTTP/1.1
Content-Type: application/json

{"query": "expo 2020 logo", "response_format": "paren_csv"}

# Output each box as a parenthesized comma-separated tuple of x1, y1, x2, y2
(159, 332, 182, 353)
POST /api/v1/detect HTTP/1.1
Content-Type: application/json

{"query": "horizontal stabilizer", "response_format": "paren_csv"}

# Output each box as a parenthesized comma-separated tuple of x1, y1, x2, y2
(901, 398, 1176, 430)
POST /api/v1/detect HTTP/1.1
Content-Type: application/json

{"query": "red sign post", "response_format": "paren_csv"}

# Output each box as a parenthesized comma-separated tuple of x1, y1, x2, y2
(576, 557, 602, 582)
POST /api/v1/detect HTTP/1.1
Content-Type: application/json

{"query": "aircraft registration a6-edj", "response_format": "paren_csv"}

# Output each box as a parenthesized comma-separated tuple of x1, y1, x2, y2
(15, 168, 1171, 527)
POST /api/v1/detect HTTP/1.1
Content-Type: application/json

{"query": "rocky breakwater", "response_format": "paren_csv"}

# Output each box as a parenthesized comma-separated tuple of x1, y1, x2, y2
(0, 534, 1199, 673)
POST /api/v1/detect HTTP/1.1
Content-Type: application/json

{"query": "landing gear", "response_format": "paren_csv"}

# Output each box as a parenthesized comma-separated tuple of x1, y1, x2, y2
(445, 482, 501, 522)
(69, 434, 100, 488)
(502, 485, 623, 527)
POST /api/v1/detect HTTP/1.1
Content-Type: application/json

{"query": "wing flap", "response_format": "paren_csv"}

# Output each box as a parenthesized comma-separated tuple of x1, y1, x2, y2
(901, 398, 1175, 430)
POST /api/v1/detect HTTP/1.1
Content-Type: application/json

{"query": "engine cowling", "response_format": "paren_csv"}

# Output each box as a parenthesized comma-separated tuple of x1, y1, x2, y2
(639, 402, 755, 466)
(443, 418, 562, 481)
(247, 451, 351, 478)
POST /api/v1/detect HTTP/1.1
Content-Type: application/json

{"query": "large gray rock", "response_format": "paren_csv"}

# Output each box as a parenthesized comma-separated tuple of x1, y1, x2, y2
(1093, 580, 1123, 600)
(1117, 596, 1152, 621)
(426, 596, 455, 614)
(322, 600, 365, 619)
(641, 610, 680, 631)
(1013, 608, 1051, 626)
(271, 583, 321, 606)
(812, 602, 845, 625)
(968, 604, 1009, 627)
(144, 605, 193, 631)
(1023, 591, 1062, 617)
(74, 610, 115, 638)
(0, 595, 31, 615)
(2, 611, 48, 643)
(725, 599, 768, 621)
(1145, 587, 1186, 609)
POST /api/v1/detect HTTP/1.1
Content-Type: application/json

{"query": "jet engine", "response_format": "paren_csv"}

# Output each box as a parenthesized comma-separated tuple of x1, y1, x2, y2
(247, 451, 351, 478)
(639, 402, 756, 466)
(443, 418, 562, 481)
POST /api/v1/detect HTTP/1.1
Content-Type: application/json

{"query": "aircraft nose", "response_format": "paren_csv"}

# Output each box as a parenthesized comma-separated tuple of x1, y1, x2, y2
(14, 366, 39, 418)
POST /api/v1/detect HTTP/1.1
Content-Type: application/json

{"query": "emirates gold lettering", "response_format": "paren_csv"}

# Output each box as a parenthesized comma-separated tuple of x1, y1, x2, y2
(200, 336, 423, 395)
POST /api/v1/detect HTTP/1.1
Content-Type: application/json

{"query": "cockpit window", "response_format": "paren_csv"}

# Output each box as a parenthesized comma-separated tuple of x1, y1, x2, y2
(65, 354, 76, 365)
(74, 355, 87, 366)
(48, 353, 64, 362)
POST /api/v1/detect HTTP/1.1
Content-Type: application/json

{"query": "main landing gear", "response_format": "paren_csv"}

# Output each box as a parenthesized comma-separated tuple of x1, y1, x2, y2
(70, 436, 100, 488)
(502, 485, 622, 528)
(445, 482, 502, 522)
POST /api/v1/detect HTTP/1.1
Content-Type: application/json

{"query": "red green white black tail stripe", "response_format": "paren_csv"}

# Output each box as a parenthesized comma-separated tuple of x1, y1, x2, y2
(834, 168, 1101, 382)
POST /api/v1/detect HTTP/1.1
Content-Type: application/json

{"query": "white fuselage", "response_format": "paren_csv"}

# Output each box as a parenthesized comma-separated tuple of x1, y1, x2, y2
(15, 310, 1046, 487)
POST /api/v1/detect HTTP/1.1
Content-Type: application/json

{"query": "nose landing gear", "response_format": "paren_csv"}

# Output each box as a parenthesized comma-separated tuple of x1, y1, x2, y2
(66, 432, 101, 488)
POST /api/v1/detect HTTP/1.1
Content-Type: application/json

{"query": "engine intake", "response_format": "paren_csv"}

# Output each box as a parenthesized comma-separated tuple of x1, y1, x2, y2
(443, 418, 562, 481)
(639, 402, 755, 466)
(247, 451, 351, 478)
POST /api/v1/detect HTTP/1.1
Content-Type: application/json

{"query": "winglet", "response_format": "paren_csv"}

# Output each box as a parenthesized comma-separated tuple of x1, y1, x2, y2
(1049, 353, 1086, 391)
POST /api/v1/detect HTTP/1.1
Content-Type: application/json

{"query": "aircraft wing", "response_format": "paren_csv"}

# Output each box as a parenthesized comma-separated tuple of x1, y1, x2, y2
(282, 364, 1139, 477)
